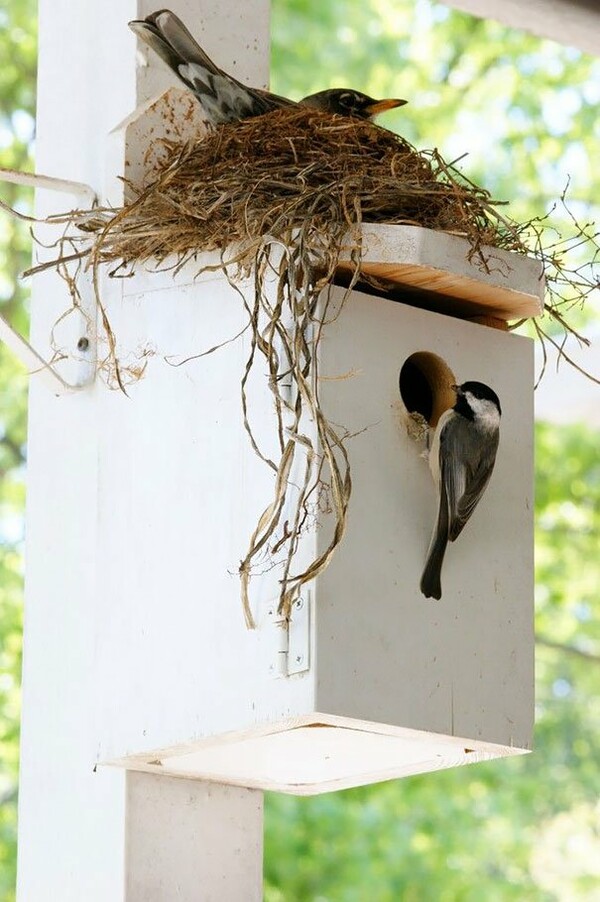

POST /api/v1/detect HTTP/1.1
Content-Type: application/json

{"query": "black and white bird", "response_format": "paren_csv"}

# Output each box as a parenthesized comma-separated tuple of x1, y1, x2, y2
(129, 10, 407, 125)
(420, 381, 502, 601)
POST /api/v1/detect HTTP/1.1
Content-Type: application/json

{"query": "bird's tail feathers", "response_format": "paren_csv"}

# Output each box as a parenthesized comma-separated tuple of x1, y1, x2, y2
(420, 482, 449, 601)
(130, 10, 220, 79)
(149, 10, 220, 73)
(129, 19, 183, 72)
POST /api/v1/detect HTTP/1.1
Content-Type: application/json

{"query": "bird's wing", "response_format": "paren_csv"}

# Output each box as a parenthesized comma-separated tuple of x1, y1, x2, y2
(149, 9, 219, 71)
(154, 11, 277, 113)
(131, 10, 293, 123)
(440, 418, 498, 543)
(451, 433, 499, 541)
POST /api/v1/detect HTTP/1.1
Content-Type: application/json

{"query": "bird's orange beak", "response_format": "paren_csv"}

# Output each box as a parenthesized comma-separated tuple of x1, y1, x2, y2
(364, 98, 408, 116)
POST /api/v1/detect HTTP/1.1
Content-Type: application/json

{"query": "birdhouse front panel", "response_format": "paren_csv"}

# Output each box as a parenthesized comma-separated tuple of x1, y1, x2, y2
(314, 286, 534, 752)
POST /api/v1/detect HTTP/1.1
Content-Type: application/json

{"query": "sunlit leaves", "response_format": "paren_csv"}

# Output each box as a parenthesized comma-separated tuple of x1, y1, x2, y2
(0, 1, 36, 898)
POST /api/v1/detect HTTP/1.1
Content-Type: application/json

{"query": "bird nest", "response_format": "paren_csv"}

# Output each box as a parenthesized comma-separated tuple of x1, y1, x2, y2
(77, 106, 527, 264)
(18, 105, 599, 624)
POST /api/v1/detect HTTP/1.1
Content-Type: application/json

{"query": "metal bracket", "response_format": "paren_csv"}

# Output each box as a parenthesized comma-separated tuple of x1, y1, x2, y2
(0, 167, 98, 394)
(0, 167, 97, 207)
(287, 593, 311, 675)
(0, 311, 95, 396)
(264, 605, 289, 679)
(262, 591, 311, 678)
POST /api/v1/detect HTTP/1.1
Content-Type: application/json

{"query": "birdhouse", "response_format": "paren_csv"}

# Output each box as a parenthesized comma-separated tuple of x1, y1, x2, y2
(16, 5, 541, 900)
(97, 221, 539, 796)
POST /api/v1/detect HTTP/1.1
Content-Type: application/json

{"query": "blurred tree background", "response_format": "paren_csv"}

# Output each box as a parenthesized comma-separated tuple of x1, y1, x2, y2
(0, 0, 35, 898)
(0, 0, 599, 899)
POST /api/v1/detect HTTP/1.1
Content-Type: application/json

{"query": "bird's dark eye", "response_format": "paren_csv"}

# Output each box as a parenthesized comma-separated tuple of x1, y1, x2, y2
(339, 92, 355, 108)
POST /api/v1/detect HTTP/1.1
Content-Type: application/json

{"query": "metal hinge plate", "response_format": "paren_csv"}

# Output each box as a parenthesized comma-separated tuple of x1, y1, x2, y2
(0, 166, 97, 394)
(260, 591, 311, 678)
(287, 593, 311, 676)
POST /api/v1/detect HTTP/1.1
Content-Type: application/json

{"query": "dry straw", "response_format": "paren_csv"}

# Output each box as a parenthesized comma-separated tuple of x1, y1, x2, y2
(15, 106, 600, 623)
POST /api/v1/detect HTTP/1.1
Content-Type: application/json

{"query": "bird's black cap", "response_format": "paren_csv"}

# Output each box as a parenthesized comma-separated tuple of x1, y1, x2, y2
(456, 381, 501, 415)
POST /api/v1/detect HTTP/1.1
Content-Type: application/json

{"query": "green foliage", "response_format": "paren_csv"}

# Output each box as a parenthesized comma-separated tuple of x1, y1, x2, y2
(0, 0, 36, 898)
(272, 0, 600, 215)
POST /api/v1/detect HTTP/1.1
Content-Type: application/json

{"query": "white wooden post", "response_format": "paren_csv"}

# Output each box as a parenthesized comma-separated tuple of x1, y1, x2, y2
(17, 2, 270, 900)
(125, 775, 263, 902)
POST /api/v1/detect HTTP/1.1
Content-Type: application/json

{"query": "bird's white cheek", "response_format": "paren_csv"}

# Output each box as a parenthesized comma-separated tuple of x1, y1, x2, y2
(465, 395, 501, 430)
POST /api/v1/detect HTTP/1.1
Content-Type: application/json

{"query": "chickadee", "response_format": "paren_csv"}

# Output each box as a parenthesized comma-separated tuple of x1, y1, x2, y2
(420, 381, 501, 601)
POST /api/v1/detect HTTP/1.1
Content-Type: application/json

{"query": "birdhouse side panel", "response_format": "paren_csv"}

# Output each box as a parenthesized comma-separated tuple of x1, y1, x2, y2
(89, 266, 318, 759)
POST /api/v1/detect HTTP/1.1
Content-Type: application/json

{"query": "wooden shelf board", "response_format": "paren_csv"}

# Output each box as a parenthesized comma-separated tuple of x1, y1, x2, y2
(337, 224, 545, 322)
(108, 714, 529, 797)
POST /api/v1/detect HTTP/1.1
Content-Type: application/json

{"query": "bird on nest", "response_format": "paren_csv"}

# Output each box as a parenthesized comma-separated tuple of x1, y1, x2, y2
(129, 9, 407, 126)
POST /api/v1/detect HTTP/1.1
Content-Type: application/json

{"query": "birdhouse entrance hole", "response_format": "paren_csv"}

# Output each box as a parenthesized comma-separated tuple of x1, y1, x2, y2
(399, 351, 456, 427)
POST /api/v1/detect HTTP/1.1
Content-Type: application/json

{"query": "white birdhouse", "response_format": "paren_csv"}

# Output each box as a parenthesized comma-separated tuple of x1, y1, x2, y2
(96, 225, 539, 796)
(16, 3, 542, 899)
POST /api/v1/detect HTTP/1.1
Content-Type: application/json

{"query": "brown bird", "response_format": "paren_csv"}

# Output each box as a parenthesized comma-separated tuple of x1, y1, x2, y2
(129, 9, 407, 125)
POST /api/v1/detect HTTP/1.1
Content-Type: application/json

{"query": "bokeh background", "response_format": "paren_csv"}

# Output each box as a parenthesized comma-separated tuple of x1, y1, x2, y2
(1, 1, 599, 899)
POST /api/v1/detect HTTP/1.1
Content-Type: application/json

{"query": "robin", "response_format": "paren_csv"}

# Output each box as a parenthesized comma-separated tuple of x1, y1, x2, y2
(129, 10, 407, 125)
